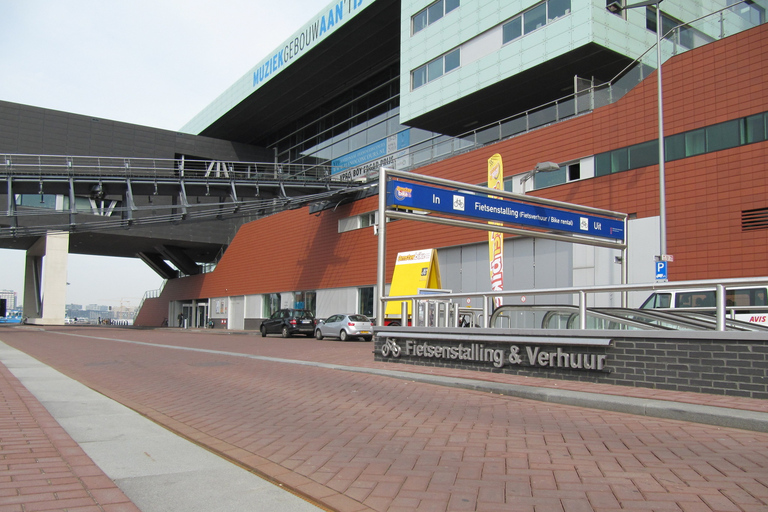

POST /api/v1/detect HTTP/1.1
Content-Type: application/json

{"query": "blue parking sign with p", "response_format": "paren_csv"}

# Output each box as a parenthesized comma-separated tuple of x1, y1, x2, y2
(655, 261, 668, 280)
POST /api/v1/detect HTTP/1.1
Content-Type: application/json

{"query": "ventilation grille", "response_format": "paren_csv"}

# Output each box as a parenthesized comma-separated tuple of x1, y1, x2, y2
(742, 207, 768, 231)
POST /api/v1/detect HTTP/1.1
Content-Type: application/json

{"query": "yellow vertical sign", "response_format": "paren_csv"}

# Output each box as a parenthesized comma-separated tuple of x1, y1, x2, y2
(488, 154, 504, 308)
(384, 249, 442, 319)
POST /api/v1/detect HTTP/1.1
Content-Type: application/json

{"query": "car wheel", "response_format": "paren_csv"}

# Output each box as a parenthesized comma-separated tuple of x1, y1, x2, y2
(260, 325, 267, 337)
(282, 326, 291, 338)
(339, 330, 349, 342)
(315, 329, 323, 340)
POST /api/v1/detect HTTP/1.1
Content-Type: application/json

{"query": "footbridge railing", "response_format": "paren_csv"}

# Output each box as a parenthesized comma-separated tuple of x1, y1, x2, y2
(0, 154, 367, 237)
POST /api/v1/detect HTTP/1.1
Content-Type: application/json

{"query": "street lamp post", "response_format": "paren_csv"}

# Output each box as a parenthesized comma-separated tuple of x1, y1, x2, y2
(519, 161, 561, 192)
(610, 0, 668, 262)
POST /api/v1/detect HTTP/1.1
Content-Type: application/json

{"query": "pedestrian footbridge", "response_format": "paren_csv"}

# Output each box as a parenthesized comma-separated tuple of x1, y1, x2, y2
(0, 153, 368, 324)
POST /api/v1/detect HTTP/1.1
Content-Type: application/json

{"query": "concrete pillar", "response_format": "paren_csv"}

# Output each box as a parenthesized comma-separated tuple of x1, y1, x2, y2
(23, 231, 69, 325)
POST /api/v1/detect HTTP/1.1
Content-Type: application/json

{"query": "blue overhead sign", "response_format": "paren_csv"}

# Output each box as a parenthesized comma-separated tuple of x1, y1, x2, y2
(387, 179, 625, 241)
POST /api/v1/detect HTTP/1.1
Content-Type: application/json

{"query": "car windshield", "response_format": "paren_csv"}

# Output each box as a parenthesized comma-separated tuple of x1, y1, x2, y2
(348, 315, 369, 322)
(292, 310, 314, 319)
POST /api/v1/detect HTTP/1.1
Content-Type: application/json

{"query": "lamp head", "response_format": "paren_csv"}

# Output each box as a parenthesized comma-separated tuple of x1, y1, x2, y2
(533, 162, 561, 173)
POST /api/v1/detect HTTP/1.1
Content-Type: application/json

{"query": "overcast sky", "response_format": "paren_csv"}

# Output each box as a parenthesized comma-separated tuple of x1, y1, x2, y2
(0, 0, 330, 308)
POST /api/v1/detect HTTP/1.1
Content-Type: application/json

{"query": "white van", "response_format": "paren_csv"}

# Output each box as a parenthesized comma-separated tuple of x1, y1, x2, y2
(640, 286, 768, 326)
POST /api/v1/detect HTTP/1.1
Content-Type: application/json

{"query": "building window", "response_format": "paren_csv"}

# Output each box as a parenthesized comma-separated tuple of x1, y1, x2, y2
(611, 148, 629, 173)
(645, 7, 711, 50)
(685, 129, 706, 157)
(503, 0, 571, 44)
(729, 0, 766, 25)
(706, 119, 740, 152)
(567, 162, 581, 181)
(628, 140, 658, 169)
(533, 166, 566, 189)
(359, 287, 374, 317)
(548, 0, 571, 21)
(524, 3, 547, 33)
(411, 48, 460, 90)
(412, 66, 427, 89)
(502, 17, 522, 43)
(339, 211, 380, 233)
(360, 211, 377, 228)
(509, 158, 592, 191)
(295, 291, 316, 314)
(16, 194, 57, 209)
(263, 293, 281, 318)
(743, 113, 767, 144)
(412, 0, 460, 35)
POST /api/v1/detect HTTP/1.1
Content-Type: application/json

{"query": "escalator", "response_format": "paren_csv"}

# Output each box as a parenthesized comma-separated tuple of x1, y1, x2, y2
(489, 304, 768, 331)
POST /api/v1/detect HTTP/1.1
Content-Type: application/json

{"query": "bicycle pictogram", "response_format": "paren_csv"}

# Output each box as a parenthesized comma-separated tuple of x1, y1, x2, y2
(380, 338, 401, 358)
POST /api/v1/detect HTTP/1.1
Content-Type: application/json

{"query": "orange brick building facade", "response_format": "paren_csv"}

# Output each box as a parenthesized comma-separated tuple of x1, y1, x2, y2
(136, 25, 768, 327)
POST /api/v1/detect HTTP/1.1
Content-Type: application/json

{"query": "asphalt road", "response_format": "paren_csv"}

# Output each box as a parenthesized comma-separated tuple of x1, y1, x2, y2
(2, 325, 767, 512)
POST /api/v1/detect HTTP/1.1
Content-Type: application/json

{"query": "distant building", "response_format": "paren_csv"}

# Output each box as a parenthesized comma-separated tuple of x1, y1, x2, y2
(0, 290, 17, 310)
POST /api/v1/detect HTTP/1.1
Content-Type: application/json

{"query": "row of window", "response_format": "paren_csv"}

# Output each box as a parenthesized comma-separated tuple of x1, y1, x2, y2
(411, 0, 571, 90)
(412, 48, 461, 90)
(502, 0, 571, 44)
(595, 110, 768, 176)
(262, 288, 374, 318)
(412, 0, 460, 35)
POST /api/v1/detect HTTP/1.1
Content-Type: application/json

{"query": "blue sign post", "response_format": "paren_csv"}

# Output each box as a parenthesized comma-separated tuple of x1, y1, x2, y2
(386, 179, 625, 242)
(655, 261, 668, 281)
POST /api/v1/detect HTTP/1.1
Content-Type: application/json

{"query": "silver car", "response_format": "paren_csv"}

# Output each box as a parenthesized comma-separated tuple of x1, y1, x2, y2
(315, 314, 374, 341)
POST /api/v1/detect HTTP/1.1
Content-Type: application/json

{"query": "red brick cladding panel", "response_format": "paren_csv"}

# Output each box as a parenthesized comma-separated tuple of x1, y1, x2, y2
(133, 296, 171, 326)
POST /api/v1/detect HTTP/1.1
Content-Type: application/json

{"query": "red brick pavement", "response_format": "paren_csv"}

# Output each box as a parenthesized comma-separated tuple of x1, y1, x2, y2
(2, 325, 768, 512)
(0, 353, 140, 512)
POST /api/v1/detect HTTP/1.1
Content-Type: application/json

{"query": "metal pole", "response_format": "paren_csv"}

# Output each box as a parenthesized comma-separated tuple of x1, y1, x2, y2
(715, 284, 726, 331)
(376, 167, 388, 327)
(579, 290, 587, 329)
(621, 217, 628, 307)
(621, 245, 628, 307)
(656, 4, 667, 259)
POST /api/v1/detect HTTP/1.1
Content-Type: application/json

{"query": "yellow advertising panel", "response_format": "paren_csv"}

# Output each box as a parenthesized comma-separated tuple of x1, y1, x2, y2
(487, 154, 504, 308)
(385, 248, 442, 318)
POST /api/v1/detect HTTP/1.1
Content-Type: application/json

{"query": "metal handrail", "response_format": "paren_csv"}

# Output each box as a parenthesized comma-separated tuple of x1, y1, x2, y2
(381, 277, 768, 332)
(1, 154, 341, 183)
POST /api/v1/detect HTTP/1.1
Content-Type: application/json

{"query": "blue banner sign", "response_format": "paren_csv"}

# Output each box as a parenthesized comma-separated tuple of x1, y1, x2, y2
(332, 129, 411, 175)
(387, 179, 625, 241)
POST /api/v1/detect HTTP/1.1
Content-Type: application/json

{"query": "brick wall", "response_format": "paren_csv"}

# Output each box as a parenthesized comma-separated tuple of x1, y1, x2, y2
(373, 332, 768, 399)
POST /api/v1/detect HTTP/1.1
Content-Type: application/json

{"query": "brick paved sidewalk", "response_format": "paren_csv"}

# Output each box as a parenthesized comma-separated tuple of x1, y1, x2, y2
(156, 327, 768, 415)
(0, 362, 140, 512)
(3, 326, 768, 512)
